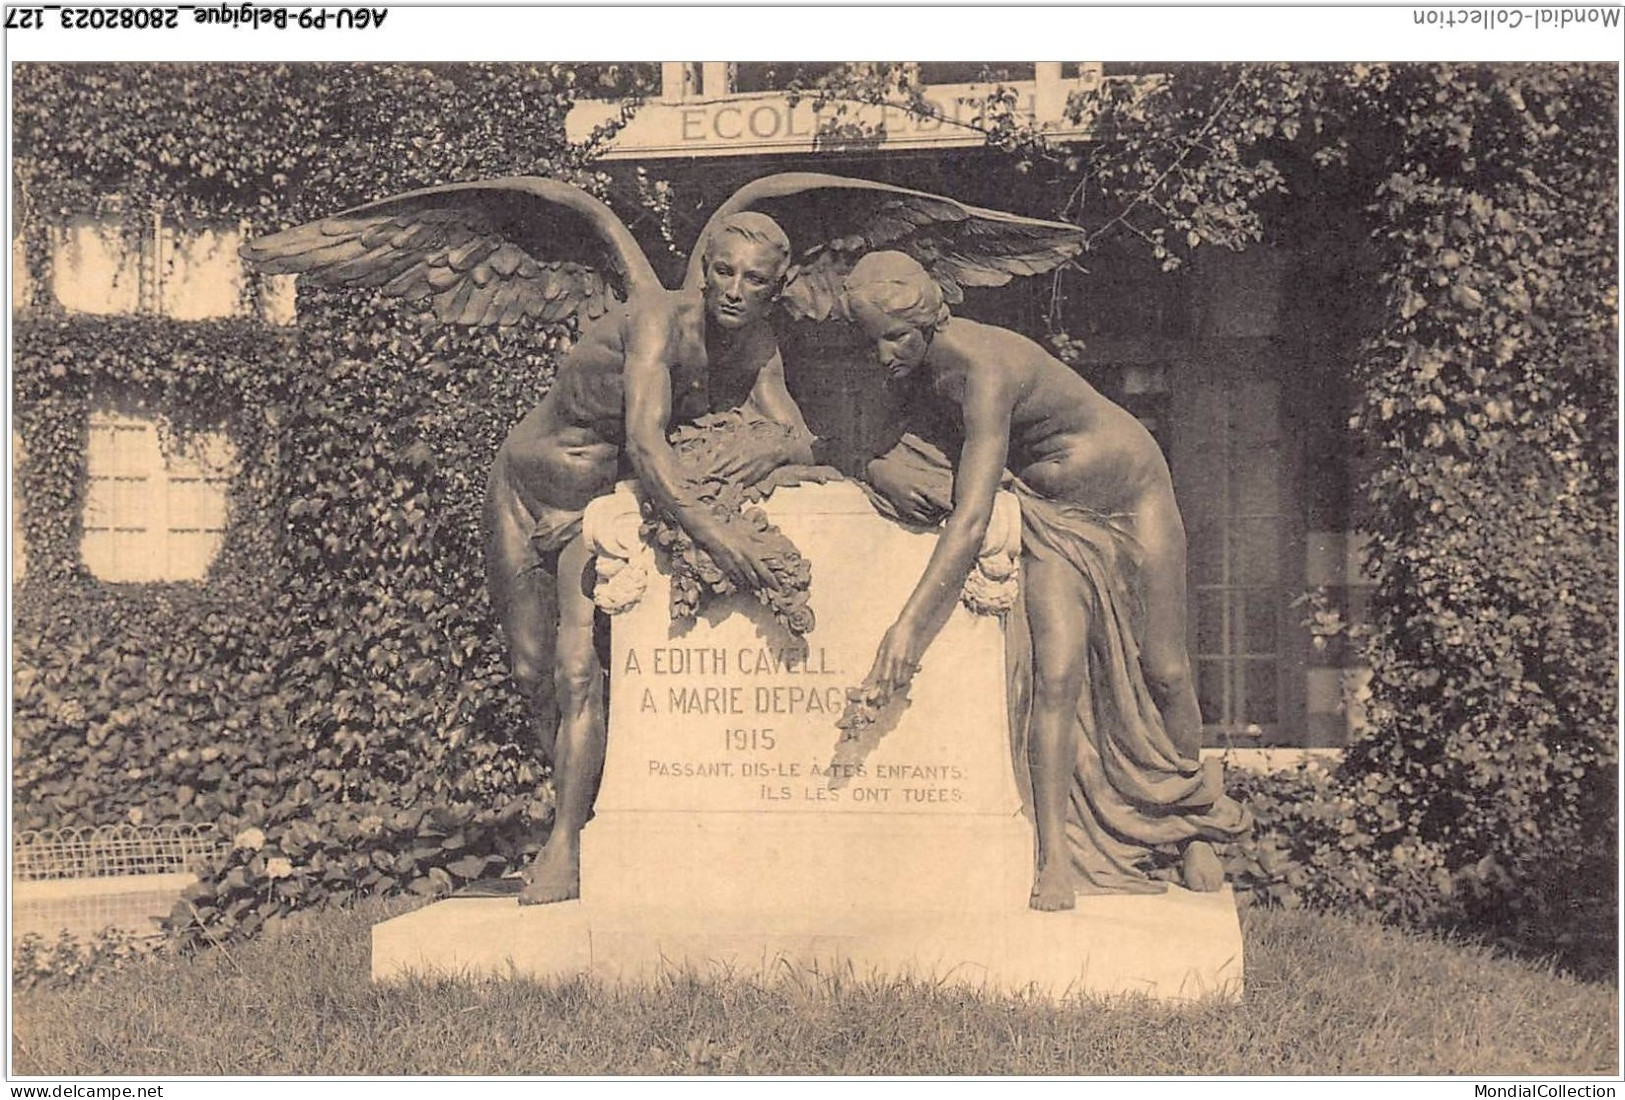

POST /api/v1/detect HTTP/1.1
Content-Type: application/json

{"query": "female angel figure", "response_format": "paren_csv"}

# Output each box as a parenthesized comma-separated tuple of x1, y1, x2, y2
(845, 251, 1250, 909)
(243, 174, 1088, 904)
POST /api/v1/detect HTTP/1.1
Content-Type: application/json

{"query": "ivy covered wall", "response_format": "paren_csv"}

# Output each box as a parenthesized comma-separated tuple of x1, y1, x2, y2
(12, 63, 649, 939)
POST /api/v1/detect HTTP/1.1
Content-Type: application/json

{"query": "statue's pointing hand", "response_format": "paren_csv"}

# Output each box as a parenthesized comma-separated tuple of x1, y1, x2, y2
(862, 620, 927, 704)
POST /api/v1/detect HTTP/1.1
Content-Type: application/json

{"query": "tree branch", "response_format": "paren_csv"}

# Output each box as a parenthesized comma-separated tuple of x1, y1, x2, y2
(1085, 69, 1252, 250)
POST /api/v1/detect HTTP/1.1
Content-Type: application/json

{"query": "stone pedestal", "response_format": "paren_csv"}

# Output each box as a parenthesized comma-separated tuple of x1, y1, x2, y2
(583, 480, 1033, 918)
(372, 482, 1243, 1002)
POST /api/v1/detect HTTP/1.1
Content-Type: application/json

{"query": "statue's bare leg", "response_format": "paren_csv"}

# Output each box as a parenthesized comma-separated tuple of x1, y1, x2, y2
(1137, 498, 1222, 892)
(519, 533, 605, 906)
(1024, 554, 1090, 912)
(485, 458, 561, 760)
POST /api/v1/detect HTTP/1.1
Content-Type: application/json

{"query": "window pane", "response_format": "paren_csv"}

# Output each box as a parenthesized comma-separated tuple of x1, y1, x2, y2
(83, 478, 151, 530)
(1244, 660, 1279, 725)
(1194, 589, 1227, 656)
(1230, 379, 1280, 444)
(161, 227, 247, 321)
(1188, 521, 1224, 585)
(1235, 453, 1280, 514)
(166, 434, 236, 479)
(165, 531, 225, 581)
(86, 422, 156, 476)
(82, 529, 155, 582)
(1174, 446, 1225, 509)
(1233, 518, 1279, 585)
(1197, 660, 1228, 726)
(50, 222, 142, 315)
(1242, 589, 1279, 656)
(167, 478, 229, 531)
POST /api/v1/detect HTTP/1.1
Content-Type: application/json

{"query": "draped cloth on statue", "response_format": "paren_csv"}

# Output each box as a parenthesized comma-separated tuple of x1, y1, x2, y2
(1013, 486, 1251, 892)
(866, 435, 1252, 894)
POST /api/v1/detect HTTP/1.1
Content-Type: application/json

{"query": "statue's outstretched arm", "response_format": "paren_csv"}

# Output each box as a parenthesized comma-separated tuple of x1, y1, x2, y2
(621, 306, 780, 593)
(696, 348, 821, 488)
(741, 349, 817, 462)
(863, 364, 1013, 701)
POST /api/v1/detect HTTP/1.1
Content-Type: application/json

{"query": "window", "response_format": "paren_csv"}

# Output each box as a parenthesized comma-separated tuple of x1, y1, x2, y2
(732, 63, 845, 94)
(42, 216, 292, 324)
(81, 410, 235, 583)
(159, 225, 247, 321)
(1176, 375, 1286, 739)
(49, 221, 144, 315)
(916, 63, 1037, 85)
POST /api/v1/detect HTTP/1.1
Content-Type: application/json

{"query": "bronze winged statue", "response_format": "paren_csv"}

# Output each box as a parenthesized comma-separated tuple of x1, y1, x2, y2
(243, 172, 1086, 903)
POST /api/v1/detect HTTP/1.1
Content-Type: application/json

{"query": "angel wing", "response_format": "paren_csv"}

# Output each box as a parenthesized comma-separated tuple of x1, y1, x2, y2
(684, 173, 1087, 322)
(241, 177, 662, 327)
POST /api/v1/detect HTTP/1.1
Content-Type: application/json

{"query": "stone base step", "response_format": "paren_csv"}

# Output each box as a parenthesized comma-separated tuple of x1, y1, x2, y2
(371, 885, 1243, 1003)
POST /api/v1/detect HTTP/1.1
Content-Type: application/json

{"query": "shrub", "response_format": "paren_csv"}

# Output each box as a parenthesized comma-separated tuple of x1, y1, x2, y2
(1333, 64, 1617, 939)
(12, 927, 160, 992)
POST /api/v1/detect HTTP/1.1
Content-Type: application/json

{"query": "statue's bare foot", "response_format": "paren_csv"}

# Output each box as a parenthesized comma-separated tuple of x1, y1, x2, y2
(1029, 864, 1076, 911)
(518, 842, 579, 906)
(1181, 840, 1224, 892)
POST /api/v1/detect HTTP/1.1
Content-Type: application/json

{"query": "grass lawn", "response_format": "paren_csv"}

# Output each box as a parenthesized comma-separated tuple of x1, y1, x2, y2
(10, 897, 1617, 1076)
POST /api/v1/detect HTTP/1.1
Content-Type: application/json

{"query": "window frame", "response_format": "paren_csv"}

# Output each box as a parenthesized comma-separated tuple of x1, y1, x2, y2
(80, 407, 236, 585)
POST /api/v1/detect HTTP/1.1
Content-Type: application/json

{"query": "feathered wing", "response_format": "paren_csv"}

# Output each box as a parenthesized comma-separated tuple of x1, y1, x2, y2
(241, 177, 662, 327)
(684, 173, 1087, 321)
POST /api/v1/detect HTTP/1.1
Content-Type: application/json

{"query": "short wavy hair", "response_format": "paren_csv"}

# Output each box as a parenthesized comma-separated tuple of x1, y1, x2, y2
(702, 211, 792, 280)
(842, 251, 950, 332)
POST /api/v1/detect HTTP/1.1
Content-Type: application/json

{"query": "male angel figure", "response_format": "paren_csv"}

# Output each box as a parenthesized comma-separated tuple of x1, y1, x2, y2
(844, 251, 1250, 909)
(244, 174, 1088, 904)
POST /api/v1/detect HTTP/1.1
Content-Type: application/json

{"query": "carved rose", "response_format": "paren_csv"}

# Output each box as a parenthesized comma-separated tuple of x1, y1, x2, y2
(836, 685, 883, 738)
(593, 556, 649, 614)
(977, 550, 1019, 581)
(962, 561, 1019, 615)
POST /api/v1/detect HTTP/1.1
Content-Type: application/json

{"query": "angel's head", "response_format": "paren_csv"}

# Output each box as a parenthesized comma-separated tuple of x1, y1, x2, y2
(842, 251, 950, 382)
(701, 212, 792, 331)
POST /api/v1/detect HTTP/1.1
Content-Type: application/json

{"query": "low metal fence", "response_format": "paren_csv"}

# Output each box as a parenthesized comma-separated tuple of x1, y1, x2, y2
(12, 822, 226, 881)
